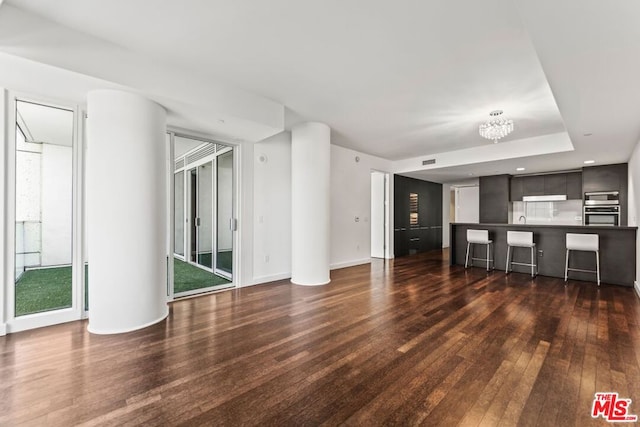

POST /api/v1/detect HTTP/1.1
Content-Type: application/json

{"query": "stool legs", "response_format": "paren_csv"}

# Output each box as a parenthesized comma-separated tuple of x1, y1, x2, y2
(531, 245, 535, 277)
(596, 250, 600, 286)
(465, 242, 471, 268)
(465, 242, 493, 271)
(505, 244, 536, 277)
(565, 249, 600, 286)
(486, 243, 490, 272)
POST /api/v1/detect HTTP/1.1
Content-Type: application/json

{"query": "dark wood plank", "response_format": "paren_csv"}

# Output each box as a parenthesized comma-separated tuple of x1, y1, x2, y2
(1, 250, 639, 426)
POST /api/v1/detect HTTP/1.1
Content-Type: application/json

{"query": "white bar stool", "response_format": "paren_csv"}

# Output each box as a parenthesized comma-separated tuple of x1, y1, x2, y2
(465, 229, 494, 272)
(565, 233, 600, 286)
(506, 231, 537, 277)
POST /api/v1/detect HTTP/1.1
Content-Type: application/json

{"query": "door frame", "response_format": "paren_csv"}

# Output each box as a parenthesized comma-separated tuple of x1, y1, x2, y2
(370, 169, 392, 260)
(167, 130, 237, 299)
(213, 146, 233, 280)
(4, 91, 85, 333)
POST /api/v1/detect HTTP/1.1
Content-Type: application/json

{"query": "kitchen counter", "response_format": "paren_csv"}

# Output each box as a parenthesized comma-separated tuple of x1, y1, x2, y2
(450, 223, 637, 286)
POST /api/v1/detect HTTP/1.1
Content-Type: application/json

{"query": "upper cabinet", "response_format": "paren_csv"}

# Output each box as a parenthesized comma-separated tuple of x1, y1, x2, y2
(510, 172, 583, 201)
(582, 163, 626, 193)
(510, 176, 523, 201)
(523, 175, 545, 196)
(583, 163, 628, 226)
(543, 174, 566, 195)
(479, 175, 510, 223)
(566, 172, 582, 200)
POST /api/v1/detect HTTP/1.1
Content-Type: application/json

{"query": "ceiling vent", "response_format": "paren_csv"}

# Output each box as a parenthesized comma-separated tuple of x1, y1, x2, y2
(186, 143, 217, 165)
(422, 158, 436, 166)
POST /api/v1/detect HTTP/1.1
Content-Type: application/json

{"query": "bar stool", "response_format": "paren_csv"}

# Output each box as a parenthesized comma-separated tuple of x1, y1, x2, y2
(506, 231, 537, 277)
(565, 233, 600, 286)
(465, 229, 494, 272)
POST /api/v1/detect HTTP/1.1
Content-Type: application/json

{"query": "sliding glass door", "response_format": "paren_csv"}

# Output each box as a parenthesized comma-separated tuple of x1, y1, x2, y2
(215, 150, 233, 279)
(171, 135, 234, 297)
(196, 162, 214, 269)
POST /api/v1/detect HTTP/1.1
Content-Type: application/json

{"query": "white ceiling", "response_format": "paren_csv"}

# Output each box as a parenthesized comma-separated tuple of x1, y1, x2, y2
(3, 0, 640, 181)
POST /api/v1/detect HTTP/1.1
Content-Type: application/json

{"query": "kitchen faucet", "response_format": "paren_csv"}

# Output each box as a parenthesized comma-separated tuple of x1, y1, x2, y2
(519, 215, 527, 224)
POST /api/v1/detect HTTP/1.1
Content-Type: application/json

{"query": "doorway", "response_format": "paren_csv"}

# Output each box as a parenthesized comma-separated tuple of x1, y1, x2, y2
(7, 96, 84, 333)
(370, 171, 389, 259)
(171, 135, 234, 297)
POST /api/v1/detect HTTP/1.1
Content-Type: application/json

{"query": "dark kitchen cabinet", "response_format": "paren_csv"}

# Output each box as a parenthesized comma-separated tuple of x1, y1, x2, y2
(394, 175, 443, 257)
(566, 172, 582, 200)
(582, 163, 628, 226)
(523, 175, 545, 196)
(582, 164, 625, 193)
(544, 174, 566, 195)
(510, 176, 524, 201)
(479, 175, 510, 223)
(394, 177, 409, 229)
(511, 172, 582, 200)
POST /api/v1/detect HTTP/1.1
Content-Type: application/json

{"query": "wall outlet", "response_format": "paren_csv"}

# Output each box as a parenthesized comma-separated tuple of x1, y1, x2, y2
(538, 250, 543, 257)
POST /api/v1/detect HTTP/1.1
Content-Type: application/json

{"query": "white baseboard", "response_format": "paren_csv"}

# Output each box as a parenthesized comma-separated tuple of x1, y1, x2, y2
(635, 281, 640, 299)
(251, 272, 291, 286)
(248, 259, 373, 286)
(330, 258, 372, 270)
(0, 323, 6, 336)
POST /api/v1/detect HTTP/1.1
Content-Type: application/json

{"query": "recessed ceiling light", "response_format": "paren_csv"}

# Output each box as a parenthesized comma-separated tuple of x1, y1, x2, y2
(468, 173, 474, 176)
(516, 167, 525, 171)
(584, 160, 595, 164)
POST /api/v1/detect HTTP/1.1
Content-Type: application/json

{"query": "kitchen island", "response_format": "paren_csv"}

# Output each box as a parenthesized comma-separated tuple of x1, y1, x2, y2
(450, 223, 637, 286)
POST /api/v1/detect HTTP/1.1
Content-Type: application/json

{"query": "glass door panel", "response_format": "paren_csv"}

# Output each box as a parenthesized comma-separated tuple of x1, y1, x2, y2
(196, 162, 213, 269)
(174, 171, 185, 257)
(216, 150, 233, 278)
(15, 100, 74, 316)
(172, 138, 231, 297)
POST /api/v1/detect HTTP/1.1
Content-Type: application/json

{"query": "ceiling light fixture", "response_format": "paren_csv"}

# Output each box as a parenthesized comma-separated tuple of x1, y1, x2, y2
(479, 110, 514, 143)
(516, 167, 525, 171)
(584, 160, 595, 164)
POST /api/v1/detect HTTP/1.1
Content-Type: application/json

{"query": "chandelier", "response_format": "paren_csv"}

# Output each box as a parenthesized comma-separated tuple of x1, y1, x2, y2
(479, 110, 514, 143)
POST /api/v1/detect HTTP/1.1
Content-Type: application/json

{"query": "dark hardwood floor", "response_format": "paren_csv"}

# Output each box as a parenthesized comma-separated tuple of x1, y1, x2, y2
(2, 250, 640, 426)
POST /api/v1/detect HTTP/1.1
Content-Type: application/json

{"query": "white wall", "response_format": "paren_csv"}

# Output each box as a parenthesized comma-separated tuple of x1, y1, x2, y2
(253, 132, 292, 283)
(627, 138, 640, 292)
(0, 88, 5, 335)
(331, 145, 393, 269)
(442, 184, 451, 248)
(40, 144, 73, 266)
(252, 137, 394, 283)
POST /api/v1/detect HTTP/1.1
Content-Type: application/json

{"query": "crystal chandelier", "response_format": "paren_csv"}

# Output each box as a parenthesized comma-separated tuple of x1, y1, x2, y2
(479, 110, 514, 143)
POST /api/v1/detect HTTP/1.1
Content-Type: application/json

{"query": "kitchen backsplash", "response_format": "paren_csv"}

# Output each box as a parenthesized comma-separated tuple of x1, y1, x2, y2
(511, 200, 583, 225)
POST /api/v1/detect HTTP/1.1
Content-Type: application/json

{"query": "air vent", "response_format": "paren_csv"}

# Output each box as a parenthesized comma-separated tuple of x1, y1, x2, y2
(422, 158, 436, 166)
(174, 158, 185, 171)
(186, 143, 216, 165)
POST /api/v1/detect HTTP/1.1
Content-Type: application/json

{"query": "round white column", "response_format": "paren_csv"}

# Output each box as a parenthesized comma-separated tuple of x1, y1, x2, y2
(86, 90, 168, 334)
(291, 122, 331, 285)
